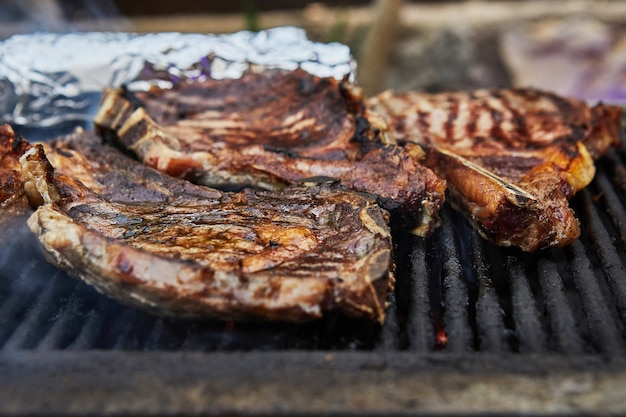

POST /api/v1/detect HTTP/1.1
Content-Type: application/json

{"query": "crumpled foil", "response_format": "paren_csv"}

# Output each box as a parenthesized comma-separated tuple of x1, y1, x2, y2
(0, 27, 355, 137)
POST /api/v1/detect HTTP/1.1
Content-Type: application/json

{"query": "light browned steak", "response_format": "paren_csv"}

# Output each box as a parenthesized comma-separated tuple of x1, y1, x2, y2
(23, 130, 394, 323)
(367, 88, 622, 251)
(94, 69, 446, 236)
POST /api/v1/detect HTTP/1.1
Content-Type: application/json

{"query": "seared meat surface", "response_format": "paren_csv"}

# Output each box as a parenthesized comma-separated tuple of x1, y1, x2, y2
(24, 130, 394, 323)
(0, 125, 45, 237)
(367, 88, 622, 251)
(1, 125, 30, 224)
(94, 69, 446, 236)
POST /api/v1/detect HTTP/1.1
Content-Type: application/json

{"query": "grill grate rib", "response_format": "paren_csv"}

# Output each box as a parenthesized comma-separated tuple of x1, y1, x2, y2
(536, 257, 584, 354)
(2, 272, 70, 350)
(568, 241, 624, 354)
(507, 256, 548, 353)
(580, 189, 626, 325)
(405, 237, 434, 351)
(471, 233, 507, 353)
(439, 216, 472, 352)
(595, 168, 626, 243)
(66, 298, 112, 350)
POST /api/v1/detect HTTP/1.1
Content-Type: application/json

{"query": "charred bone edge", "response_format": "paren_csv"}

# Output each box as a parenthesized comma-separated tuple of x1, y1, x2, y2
(95, 89, 330, 191)
(433, 144, 595, 207)
(19, 136, 394, 323)
(429, 144, 596, 252)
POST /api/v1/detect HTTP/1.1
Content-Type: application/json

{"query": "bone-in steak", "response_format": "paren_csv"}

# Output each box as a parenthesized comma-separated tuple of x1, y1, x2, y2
(367, 88, 622, 251)
(94, 69, 446, 236)
(0, 125, 30, 224)
(18, 130, 394, 323)
(0, 125, 51, 238)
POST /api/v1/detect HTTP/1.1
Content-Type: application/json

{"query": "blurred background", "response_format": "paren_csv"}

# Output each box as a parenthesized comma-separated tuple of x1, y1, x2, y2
(1, 0, 626, 101)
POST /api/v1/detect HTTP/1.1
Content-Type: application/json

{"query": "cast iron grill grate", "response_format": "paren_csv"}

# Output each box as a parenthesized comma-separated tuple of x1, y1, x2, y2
(1, 150, 626, 355)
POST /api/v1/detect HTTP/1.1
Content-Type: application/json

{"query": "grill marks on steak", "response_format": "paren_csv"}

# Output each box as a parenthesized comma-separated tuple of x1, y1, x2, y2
(23, 130, 394, 323)
(367, 88, 622, 251)
(133, 71, 357, 159)
(94, 69, 446, 236)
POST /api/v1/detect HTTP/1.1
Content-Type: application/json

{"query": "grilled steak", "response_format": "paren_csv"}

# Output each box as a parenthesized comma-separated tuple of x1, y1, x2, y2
(23, 130, 394, 323)
(0, 124, 49, 238)
(1, 125, 30, 227)
(367, 88, 622, 251)
(94, 69, 446, 236)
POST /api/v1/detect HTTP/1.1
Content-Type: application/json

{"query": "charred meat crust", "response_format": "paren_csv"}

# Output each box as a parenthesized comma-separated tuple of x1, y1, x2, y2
(26, 131, 394, 323)
(367, 88, 622, 251)
(0, 125, 33, 235)
(425, 144, 588, 251)
(94, 69, 446, 237)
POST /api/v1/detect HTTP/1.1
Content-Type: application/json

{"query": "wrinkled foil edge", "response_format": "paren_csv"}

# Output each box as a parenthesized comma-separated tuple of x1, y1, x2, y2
(0, 27, 356, 128)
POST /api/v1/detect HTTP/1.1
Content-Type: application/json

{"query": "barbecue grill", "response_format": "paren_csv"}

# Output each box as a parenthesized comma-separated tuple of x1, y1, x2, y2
(2, 27, 626, 416)
(2, 141, 626, 415)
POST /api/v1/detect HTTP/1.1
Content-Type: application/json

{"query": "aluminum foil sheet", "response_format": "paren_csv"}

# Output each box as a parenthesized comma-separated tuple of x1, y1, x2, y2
(0, 27, 355, 137)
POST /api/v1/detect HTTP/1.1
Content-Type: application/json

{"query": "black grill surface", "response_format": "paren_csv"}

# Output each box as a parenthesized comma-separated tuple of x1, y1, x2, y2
(1, 134, 626, 415)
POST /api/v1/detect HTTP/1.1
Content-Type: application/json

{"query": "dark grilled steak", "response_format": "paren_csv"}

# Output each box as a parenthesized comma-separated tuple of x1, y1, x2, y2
(1, 125, 30, 228)
(24, 130, 394, 323)
(0, 124, 55, 238)
(367, 88, 622, 251)
(94, 69, 446, 236)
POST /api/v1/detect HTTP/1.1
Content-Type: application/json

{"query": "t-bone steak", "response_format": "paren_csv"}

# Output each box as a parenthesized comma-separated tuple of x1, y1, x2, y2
(367, 88, 622, 251)
(94, 69, 446, 236)
(18, 129, 394, 323)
